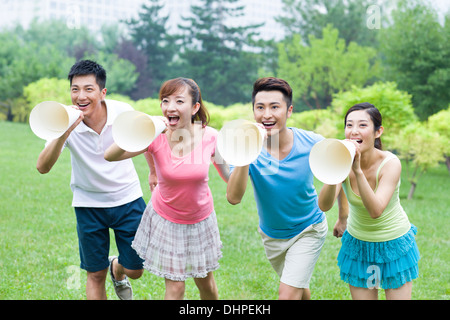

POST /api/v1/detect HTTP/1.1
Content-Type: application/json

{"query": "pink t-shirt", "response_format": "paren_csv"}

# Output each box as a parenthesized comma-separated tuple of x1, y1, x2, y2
(148, 126, 218, 224)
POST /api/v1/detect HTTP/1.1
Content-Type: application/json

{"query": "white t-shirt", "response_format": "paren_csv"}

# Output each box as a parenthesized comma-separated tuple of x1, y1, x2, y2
(55, 99, 143, 208)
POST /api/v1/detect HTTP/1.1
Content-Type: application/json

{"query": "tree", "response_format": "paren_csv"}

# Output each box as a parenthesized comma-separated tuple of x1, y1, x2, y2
(21, 78, 71, 123)
(125, 0, 178, 98)
(331, 81, 417, 148)
(0, 30, 74, 121)
(277, 0, 382, 47)
(177, 0, 261, 106)
(15, 19, 97, 57)
(288, 109, 340, 139)
(83, 51, 138, 96)
(379, 0, 450, 119)
(427, 107, 450, 173)
(391, 122, 445, 199)
(114, 39, 151, 100)
(277, 25, 379, 110)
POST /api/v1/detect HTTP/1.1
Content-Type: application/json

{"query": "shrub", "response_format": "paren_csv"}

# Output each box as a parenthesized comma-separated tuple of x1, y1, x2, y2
(331, 82, 417, 149)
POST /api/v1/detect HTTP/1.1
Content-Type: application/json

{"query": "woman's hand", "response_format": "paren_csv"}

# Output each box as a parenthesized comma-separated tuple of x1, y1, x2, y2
(346, 139, 362, 174)
(333, 218, 347, 238)
(154, 116, 169, 133)
(149, 173, 158, 192)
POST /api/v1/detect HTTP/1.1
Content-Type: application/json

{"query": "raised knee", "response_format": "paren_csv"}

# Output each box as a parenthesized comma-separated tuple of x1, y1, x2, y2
(126, 269, 144, 280)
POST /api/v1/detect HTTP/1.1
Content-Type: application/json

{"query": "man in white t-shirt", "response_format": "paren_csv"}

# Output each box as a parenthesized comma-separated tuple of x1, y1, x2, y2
(36, 60, 145, 300)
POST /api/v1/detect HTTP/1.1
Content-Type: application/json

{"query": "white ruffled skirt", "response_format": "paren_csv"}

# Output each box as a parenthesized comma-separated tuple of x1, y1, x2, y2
(132, 201, 223, 281)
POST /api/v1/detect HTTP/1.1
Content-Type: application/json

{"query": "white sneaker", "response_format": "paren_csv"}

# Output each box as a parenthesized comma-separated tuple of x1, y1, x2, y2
(108, 256, 133, 300)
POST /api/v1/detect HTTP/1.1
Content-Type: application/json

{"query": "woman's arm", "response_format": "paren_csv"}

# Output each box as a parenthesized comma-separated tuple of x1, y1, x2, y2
(211, 146, 230, 183)
(144, 151, 158, 192)
(333, 189, 349, 237)
(104, 142, 146, 161)
(355, 157, 401, 219)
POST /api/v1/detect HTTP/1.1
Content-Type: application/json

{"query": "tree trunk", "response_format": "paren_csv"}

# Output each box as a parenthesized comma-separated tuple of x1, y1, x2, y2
(407, 182, 416, 200)
(446, 155, 450, 174)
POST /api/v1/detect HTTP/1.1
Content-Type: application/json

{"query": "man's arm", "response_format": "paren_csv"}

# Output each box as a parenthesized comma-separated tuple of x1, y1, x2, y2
(226, 165, 250, 205)
(36, 113, 83, 174)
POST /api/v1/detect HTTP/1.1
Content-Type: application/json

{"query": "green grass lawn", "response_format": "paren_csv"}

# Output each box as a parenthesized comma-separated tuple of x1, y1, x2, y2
(0, 121, 448, 300)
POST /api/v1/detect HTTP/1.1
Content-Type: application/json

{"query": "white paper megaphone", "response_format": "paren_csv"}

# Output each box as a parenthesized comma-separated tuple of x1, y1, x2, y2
(112, 110, 166, 152)
(29, 101, 81, 140)
(309, 138, 356, 185)
(217, 119, 265, 166)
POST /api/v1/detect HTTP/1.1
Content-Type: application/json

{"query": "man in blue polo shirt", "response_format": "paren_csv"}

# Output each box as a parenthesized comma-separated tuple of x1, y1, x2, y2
(227, 77, 343, 300)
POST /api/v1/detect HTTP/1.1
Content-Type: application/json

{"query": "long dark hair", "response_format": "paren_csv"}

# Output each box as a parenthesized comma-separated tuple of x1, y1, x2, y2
(345, 102, 383, 150)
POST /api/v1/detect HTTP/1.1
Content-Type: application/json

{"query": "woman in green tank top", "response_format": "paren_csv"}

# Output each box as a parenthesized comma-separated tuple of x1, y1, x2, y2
(318, 102, 420, 300)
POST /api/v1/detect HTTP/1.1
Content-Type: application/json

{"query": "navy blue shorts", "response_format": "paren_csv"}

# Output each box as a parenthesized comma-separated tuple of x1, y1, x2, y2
(74, 197, 146, 272)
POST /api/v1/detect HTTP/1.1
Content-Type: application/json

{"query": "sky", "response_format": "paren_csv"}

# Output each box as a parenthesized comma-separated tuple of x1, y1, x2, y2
(428, 0, 450, 22)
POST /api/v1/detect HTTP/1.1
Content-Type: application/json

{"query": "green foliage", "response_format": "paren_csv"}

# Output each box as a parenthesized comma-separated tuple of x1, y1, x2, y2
(277, 25, 379, 110)
(331, 82, 417, 148)
(379, 0, 450, 119)
(277, 0, 379, 47)
(133, 98, 164, 117)
(207, 102, 253, 129)
(394, 123, 445, 172)
(21, 78, 72, 123)
(0, 32, 74, 102)
(125, 0, 178, 96)
(14, 19, 97, 57)
(391, 121, 446, 199)
(0, 20, 138, 120)
(105, 93, 136, 107)
(287, 109, 340, 138)
(178, 0, 261, 106)
(427, 106, 450, 155)
(23, 78, 71, 106)
(83, 52, 138, 95)
(427, 106, 450, 173)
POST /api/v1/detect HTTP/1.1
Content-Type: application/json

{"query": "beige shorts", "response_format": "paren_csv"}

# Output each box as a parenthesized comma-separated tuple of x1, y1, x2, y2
(258, 218, 328, 289)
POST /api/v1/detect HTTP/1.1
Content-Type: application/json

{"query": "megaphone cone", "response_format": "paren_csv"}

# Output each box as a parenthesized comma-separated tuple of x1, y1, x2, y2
(29, 101, 81, 140)
(112, 110, 166, 152)
(217, 119, 265, 166)
(309, 139, 356, 185)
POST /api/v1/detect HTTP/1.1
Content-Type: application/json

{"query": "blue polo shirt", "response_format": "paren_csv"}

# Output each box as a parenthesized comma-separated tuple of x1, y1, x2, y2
(232, 127, 325, 239)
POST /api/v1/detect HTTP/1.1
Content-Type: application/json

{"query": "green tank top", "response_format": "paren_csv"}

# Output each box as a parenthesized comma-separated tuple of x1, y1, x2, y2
(342, 152, 411, 242)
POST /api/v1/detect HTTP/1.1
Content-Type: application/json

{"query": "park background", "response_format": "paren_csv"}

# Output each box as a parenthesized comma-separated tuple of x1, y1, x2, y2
(0, 0, 448, 299)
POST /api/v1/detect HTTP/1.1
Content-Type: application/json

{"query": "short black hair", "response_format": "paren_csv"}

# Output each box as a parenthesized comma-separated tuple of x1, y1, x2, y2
(252, 77, 293, 108)
(68, 60, 106, 89)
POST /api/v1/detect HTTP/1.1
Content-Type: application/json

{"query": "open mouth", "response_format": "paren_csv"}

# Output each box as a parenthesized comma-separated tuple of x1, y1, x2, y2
(77, 103, 90, 110)
(167, 115, 180, 126)
(351, 139, 363, 144)
(262, 121, 276, 129)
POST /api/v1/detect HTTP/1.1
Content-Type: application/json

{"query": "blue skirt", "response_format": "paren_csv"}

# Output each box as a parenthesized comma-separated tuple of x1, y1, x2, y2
(337, 224, 420, 289)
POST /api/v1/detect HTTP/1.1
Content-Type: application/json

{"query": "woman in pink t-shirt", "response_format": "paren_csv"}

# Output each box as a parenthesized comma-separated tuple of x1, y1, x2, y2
(105, 78, 229, 299)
